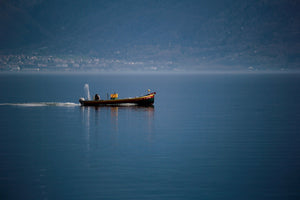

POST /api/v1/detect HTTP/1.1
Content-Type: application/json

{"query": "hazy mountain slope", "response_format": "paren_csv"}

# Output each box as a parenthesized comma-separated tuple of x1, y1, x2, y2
(0, 0, 299, 69)
(198, 0, 300, 67)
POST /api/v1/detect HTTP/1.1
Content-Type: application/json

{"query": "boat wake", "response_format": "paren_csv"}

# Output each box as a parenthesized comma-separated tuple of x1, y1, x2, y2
(0, 102, 80, 107)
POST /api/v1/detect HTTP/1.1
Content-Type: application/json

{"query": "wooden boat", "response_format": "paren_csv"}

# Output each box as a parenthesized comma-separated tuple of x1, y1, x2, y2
(79, 92, 156, 106)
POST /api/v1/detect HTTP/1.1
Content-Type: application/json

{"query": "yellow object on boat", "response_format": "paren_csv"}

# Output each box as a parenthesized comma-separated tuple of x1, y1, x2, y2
(110, 93, 118, 99)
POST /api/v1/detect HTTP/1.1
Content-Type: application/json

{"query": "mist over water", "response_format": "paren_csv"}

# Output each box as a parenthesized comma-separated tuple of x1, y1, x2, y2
(84, 83, 91, 100)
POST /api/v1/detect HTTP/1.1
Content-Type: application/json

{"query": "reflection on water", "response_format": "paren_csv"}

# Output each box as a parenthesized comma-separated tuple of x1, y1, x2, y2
(110, 107, 119, 133)
(80, 105, 155, 151)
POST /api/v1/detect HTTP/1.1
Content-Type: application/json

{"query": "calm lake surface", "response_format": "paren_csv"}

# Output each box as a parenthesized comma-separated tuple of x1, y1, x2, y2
(0, 73, 299, 200)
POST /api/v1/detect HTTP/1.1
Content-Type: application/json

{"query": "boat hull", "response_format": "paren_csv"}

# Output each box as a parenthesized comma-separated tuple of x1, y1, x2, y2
(79, 92, 156, 106)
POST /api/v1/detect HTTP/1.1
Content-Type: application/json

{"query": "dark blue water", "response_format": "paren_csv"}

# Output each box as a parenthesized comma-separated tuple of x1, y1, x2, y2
(0, 73, 299, 200)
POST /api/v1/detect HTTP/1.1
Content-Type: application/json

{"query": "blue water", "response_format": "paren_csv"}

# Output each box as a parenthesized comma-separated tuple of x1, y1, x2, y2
(0, 73, 299, 200)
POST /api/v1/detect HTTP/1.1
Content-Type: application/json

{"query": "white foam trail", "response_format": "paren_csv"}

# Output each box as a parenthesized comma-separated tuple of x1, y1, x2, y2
(0, 102, 80, 107)
(84, 84, 91, 100)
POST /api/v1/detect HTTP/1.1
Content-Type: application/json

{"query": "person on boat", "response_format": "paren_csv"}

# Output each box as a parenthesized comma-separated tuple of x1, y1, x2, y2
(94, 94, 100, 100)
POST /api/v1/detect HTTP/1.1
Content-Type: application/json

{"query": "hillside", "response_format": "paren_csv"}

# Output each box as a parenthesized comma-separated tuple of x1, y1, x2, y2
(0, 0, 299, 71)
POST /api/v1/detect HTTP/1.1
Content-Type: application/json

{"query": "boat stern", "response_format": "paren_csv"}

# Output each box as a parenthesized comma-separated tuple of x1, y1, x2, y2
(79, 98, 85, 105)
